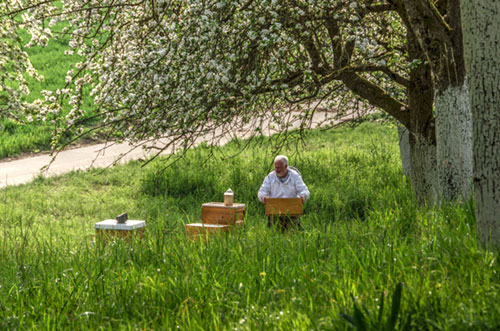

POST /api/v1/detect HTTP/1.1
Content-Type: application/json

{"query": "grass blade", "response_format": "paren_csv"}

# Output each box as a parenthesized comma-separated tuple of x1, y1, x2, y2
(386, 282, 403, 331)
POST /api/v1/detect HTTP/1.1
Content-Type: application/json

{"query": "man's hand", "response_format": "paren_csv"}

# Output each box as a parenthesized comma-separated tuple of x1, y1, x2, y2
(261, 196, 267, 204)
(300, 195, 306, 203)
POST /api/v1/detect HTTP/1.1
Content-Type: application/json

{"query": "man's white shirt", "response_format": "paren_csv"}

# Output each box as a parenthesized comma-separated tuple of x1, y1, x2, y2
(258, 168, 310, 202)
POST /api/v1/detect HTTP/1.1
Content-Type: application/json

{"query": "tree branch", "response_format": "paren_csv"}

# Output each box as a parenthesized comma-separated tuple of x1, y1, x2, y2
(339, 71, 410, 128)
(324, 17, 343, 67)
(348, 65, 410, 88)
(239, 0, 254, 11)
(365, 4, 395, 13)
(303, 37, 330, 75)
(3, 0, 54, 17)
(413, 0, 451, 42)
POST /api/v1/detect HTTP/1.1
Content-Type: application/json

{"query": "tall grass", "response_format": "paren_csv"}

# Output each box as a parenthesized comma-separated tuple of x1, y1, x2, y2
(1, 122, 499, 330)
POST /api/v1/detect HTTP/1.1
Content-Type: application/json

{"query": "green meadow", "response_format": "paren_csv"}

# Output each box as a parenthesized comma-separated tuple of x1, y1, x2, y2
(1, 122, 499, 330)
(0, 27, 93, 159)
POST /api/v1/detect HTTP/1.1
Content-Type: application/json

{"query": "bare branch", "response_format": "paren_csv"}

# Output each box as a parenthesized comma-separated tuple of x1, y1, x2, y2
(349, 65, 410, 88)
(365, 4, 395, 13)
(339, 71, 410, 128)
(2, 0, 54, 17)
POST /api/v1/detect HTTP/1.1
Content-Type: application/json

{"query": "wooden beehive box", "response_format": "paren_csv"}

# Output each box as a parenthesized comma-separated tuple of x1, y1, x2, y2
(265, 198, 303, 216)
(201, 202, 246, 225)
(185, 223, 231, 239)
(94, 219, 146, 240)
(185, 202, 246, 239)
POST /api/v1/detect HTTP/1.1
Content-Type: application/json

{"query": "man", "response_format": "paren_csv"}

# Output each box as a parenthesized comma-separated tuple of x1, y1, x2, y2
(258, 155, 310, 231)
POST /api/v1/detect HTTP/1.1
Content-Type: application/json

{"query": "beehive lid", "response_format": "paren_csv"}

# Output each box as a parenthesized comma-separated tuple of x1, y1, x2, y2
(185, 223, 230, 228)
(201, 202, 245, 209)
(94, 219, 146, 230)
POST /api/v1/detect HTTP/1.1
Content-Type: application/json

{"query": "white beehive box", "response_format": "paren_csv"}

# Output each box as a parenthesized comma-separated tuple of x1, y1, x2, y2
(94, 219, 146, 240)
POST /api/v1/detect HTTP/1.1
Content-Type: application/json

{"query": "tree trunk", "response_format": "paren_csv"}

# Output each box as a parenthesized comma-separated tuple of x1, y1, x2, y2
(434, 81, 473, 201)
(409, 133, 438, 204)
(461, 0, 500, 247)
(398, 0, 471, 203)
(405, 25, 438, 204)
(397, 124, 411, 177)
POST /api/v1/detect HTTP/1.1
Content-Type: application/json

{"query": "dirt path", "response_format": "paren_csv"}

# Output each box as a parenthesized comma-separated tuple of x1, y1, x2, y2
(0, 109, 368, 188)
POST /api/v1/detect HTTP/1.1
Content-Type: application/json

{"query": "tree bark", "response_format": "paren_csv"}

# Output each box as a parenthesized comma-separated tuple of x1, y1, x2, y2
(461, 0, 500, 247)
(434, 81, 473, 201)
(397, 124, 411, 177)
(409, 133, 438, 203)
(405, 23, 438, 204)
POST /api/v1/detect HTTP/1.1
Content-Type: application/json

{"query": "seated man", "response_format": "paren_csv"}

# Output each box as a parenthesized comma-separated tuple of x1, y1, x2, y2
(258, 155, 310, 231)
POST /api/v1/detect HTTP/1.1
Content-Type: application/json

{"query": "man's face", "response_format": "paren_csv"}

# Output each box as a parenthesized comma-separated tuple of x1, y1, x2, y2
(274, 160, 288, 178)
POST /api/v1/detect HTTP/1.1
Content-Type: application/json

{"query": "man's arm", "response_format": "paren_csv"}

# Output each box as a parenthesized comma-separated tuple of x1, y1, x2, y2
(295, 174, 310, 202)
(258, 174, 272, 203)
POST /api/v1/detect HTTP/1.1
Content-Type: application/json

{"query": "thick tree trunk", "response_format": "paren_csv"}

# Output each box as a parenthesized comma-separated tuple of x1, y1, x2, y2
(434, 81, 473, 201)
(409, 133, 438, 204)
(405, 26, 437, 204)
(398, 0, 471, 203)
(397, 124, 411, 177)
(461, 0, 500, 247)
